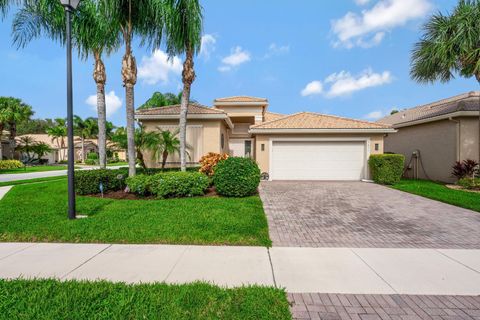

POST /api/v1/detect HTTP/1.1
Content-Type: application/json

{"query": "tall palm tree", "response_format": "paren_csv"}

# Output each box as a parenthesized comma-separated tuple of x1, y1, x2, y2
(104, 0, 168, 176)
(46, 118, 67, 161)
(164, 0, 203, 171)
(158, 128, 182, 169)
(0, 97, 33, 159)
(12, 0, 119, 169)
(411, 0, 480, 162)
(74, 115, 98, 162)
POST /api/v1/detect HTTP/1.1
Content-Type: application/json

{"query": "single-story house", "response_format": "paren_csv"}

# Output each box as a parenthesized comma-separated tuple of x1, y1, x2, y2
(378, 91, 480, 183)
(135, 96, 395, 181)
(16, 134, 126, 164)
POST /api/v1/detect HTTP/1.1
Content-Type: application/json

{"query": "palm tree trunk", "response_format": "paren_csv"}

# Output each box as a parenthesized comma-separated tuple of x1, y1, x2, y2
(8, 122, 16, 159)
(122, 42, 137, 177)
(94, 52, 107, 169)
(162, 150, 168, 169)
(136, 148, 146, 169)
(179, 49, 196, 172)
(81, 136, 85, 163)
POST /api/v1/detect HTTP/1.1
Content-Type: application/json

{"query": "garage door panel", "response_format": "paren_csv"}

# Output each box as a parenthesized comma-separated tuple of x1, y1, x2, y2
(271, 141, 366, 180)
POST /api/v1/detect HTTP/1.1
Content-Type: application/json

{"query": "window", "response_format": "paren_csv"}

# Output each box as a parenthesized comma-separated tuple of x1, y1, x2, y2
(261, 143, 265, 151)
(374, 143, 379, 151)
(244, 140, 252, 158)
(220, 133, 225, 150)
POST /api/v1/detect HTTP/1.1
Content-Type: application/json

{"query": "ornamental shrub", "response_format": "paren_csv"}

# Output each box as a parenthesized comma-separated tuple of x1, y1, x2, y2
(213, 157, 261, 197)
(87, 152, 98, 160)
(149, 171, 209, 199)
(368, 154, 405, 185)
(199, 152, 229, 176)
(452, 159, 479, 179)
(75, 169, 126, 195)
(126, 174, 154, 196)
(0, 160, 24, 170)
(457, 177, 480, 190)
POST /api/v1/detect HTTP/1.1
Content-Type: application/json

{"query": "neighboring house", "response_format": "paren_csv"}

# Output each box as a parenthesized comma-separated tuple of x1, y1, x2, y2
(378, 91, 480, 183)
(136, 96, 395, 180)
(16, 134, 126, 163)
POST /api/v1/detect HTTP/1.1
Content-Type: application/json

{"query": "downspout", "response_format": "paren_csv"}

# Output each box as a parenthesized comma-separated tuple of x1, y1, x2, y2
(448, 117, 461, 162)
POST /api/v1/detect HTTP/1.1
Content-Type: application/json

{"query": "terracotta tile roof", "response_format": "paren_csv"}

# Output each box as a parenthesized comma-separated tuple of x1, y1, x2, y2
(264, 111, 285, 122)
(378, 91, 480, 126)
(214, 96, 268, 103)
(251, 112, 391, 129)
(135, 103, 226, 116)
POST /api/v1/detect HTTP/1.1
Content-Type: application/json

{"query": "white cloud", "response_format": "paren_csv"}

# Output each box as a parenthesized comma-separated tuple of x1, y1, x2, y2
(264, 43, 290, 58)
(364, 110, 384, 120)
(86, 90, 123, 117)
(300, 69, 392, 98)
(300, 81, 323, 97)
(200, 34, 216, 59)
(138, 49, 182, 85)
(332, 0, 432, 48)
(218, 46, 251, 72)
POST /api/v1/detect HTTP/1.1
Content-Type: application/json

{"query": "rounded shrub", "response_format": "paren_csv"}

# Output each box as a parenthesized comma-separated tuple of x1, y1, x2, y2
(213, 157, 261, 197)
(149, 171, 209, 199)
(368, 154, 405, 185)
(126, 174, 154, 196)
(75, 169, 126, 195)
(0, 160, 24, 170)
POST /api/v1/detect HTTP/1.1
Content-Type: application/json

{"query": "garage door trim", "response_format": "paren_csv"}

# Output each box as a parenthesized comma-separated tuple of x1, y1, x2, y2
(268, 137, 371, 181)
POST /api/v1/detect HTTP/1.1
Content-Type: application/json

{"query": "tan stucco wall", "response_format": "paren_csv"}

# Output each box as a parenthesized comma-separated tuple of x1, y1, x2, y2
(458, 117, 480, 162)
(140, 119, 224, 168)
(384, 119, 458, 183)
(254, 133, 385, 176)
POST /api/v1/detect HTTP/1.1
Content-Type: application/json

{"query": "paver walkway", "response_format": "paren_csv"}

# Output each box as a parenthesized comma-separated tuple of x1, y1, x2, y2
(289, 293, 480, 320)
(1, 243, 480, 296)
(260, 181, 480, 249)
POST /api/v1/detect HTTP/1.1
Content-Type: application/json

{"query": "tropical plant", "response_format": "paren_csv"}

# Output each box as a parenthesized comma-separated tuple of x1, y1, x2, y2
(199, 152, 229, 177)
(12, 0, 120, 170)
(46, 118, 67, 161)
(16, 118, 56, 135)
(112, 125, 163, 169)
(411, 0, 480, 162)
(452, 159, 479, 179)
(16, 136, 51, 163)
(164, 0, 203, 171)
(157, 129, 182, 169)
(74, 115, 98, 163)
(0, 96, 33, 159)
(104, 0, 168, 176)
(213, 157, 261, 197)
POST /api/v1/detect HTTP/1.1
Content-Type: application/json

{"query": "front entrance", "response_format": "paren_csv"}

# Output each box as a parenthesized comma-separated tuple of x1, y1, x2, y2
(229, 139, 253, 158)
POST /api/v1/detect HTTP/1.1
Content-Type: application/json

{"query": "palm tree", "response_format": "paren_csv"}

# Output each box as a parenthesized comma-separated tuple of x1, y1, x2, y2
(0, 97, 33, 159)
(104, 0, 167, 176)
(158, 129, 182, 169)
(16, 136, 51, 163)
(46, 118, 67, 161)
(411, 0, 480, 162)
(12, 0, 119, 170)
(74, 115, 98, 163)
(164, 0, 203, 171)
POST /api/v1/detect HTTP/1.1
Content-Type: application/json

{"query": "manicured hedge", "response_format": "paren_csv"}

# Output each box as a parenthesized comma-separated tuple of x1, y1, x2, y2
(0, 160, 24, 170)
(75, 169, 126, 195)
(126, 172, 209, 198)
(368, 154, 405, 185)
(213, 157, 261, 197)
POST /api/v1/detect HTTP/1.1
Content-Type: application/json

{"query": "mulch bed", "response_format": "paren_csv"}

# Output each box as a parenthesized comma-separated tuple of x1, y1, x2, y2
(86, 186, 219, 200)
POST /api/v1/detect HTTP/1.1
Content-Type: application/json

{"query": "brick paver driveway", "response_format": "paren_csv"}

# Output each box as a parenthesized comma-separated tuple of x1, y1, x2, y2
(260, 181, 480, 248)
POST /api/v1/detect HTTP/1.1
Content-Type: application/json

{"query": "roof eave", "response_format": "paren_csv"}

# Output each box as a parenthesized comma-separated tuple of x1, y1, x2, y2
(249, 128, 397, 134)
(391, 110, 479, 128)
(135, 113, 234, 129)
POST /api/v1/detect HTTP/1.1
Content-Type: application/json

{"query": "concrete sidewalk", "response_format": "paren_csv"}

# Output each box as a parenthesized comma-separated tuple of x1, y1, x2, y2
(1, 243, 480, 295)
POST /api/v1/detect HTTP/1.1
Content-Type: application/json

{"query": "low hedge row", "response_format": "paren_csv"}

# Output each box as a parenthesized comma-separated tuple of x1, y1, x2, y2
(368, 154, 405, 185)
(0, 160, 24, 170)
(75, 169, 127, 195)
(126, 172, 209, 198)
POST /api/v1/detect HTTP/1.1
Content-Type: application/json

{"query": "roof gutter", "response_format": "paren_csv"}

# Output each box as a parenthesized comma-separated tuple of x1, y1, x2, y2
(392, 111, 478, 128)
(249, 128, 397, 134)
(135, 113, 234, 129)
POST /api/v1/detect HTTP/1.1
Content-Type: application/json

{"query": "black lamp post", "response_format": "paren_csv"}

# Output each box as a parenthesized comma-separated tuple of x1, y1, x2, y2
(60, 0, 81, 220)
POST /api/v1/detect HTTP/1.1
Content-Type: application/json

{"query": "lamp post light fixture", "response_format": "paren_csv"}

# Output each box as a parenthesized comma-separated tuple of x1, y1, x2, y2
(59, 0, 81, 219)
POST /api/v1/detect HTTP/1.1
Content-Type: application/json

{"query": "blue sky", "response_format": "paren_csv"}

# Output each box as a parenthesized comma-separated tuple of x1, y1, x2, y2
(0, 0, 475, 127)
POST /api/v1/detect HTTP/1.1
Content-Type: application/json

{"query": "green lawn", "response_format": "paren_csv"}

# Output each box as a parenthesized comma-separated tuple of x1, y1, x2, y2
(107, 161, 128, 166)
(0, 165, 67, 174)
(0, 279, 291, 320)
(392, 179, 480, 212)
(0, 180, 271, 246)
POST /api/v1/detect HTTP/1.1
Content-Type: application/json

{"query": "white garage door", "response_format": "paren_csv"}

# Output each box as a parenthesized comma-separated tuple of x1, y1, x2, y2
(271, 140, 367, 180)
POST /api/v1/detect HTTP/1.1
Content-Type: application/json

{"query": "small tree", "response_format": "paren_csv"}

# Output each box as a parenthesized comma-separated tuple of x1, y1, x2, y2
(158, 129, 182, 169)
(46, 118, 67, 161)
